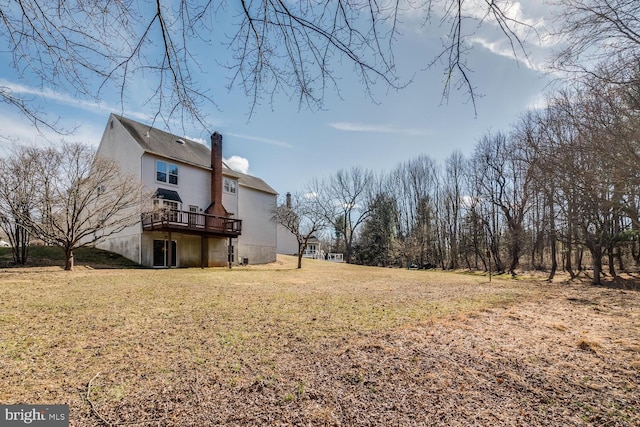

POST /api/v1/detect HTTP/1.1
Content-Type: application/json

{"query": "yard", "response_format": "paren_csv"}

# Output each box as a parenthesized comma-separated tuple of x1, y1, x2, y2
(0, 255, 638, 426)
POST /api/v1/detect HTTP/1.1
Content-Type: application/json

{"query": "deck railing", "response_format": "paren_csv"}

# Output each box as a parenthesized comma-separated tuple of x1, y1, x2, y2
(141, 209, 241, 237)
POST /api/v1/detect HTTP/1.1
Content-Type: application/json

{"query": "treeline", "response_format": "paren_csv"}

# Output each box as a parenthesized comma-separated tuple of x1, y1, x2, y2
(309, 74, 640, 285)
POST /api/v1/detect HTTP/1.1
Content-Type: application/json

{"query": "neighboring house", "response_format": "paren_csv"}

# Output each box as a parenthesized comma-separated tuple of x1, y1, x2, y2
(276, 227, 323, 259)
(276, 225, 299, 255)
(95, 114, 277, 267)
(302, 236, 323, 259)
(276, 193, 300, 256)
(275, 193, 341, 262)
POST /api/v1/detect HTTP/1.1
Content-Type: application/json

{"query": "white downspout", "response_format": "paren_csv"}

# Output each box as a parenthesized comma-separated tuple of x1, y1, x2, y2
(139, 155, 143, 265)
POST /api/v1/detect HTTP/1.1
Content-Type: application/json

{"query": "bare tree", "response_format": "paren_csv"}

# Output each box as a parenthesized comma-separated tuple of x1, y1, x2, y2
(1, 1, 534, 131)
(473, 131, 535, 276)
(12, 143, 145, 270)
(551, 0, 640, 86)
(390, 155, 439, 267)
(458, 189, 490, 271)
(533, 80, 639, 285)
(440, 151, 466, 269)
(273, 192, 327, 269)
(528, 102, 571, 280)
(311, 167, 374, 264)
(0, 146, 40, 264)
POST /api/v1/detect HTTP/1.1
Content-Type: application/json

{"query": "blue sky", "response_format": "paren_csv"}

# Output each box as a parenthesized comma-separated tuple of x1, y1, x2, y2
(0, 1, 559, 197)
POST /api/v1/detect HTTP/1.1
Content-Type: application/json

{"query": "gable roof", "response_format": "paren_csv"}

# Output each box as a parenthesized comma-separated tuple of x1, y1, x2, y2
(115, 114, 211, 168)
(112, 114, 277, 195)
(223, 167, 278, 194)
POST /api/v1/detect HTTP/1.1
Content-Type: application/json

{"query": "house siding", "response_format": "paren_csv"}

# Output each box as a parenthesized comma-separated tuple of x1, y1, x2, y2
(93, 115, 145, 263)
(277, 224, 299, 255)
(142, 154, 212, 211)
(93, 114, 276, 268)
(97, 117, 144, 177)
(236, 185, 277, 264)
(98, 226, 141, 263)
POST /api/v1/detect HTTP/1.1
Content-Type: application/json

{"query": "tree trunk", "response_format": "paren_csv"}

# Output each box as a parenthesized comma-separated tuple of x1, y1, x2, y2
(607, 245, 617, 277)
(632, 232, 640, 264)
(565, 244, 574, 278)
(9, 221, 29, 265)
(492, 245, 504, 274)
(482, 253, 489, 272)
(19, 225, 28, 264)
(576, 248, 584, 272)
(590, 246, 602, 285)
(548, 238, 557, 281)
(297, 243, 303, 269)
(508, 228, 521, 277)
(616, 247, 624, 273)
(464, 253, 471, 270)
(65, 248, 74, 271)
(547, 191, 557, 282)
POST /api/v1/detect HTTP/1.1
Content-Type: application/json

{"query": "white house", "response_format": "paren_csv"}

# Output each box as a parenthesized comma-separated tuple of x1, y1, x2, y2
(95, 114, 278, 267)
(276, 225, 299, 256)
(276, 193, 300, 256)
(302, 236, 323, 259)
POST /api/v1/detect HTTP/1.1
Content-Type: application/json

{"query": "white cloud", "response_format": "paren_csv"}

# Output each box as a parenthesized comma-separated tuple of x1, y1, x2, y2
(0, 108, 104, 153)
(227, 132, 293, 149)
(401, 0, 558, 68)
(184, 135, 208, 146)
(329, 122, 431, 137)
(469, 36, 548, 71)
(224, 155, 250, 174)
(0, 78, 151, 122)
(463, 0, 558, 70)
(526, 92, 549, 111)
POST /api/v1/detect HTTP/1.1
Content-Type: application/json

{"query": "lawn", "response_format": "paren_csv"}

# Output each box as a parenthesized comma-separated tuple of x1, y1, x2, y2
(0, 255, 638, 426)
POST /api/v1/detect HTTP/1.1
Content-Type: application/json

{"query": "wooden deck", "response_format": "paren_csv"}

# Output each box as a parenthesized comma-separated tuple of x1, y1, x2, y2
(141, 209, 241, 238)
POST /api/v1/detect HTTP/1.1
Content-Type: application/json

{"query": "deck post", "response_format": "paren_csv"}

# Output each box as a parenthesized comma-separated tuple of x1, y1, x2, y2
(201, 235, 207, 268)
(167, 231, 172, 268)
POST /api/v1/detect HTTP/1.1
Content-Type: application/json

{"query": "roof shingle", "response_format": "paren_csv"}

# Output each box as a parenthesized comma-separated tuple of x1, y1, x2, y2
(113, 114, 277, 195)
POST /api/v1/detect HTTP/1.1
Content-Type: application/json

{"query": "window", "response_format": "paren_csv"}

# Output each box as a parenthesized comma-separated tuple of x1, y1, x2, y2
(156, 161, 166, 182)
(156, 160, 179, 185)
(164, 200, 179, 222)
(223, 177, 237, 194)
(168, 164, 178, 185)
(153, 199, 180, 222)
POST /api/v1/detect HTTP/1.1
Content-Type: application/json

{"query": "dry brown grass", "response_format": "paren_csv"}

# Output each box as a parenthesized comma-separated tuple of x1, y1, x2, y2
(0, 255, 638, 426)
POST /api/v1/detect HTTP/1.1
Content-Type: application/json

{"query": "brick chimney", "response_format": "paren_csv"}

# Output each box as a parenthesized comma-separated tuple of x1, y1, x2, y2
(205, 132, 228, 216)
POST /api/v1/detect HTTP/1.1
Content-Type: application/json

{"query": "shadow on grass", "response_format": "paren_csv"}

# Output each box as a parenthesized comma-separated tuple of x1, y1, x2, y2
(564, 270, 640, 292)
(595, 275, 640, 291)
(0, 246, 142, 269)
